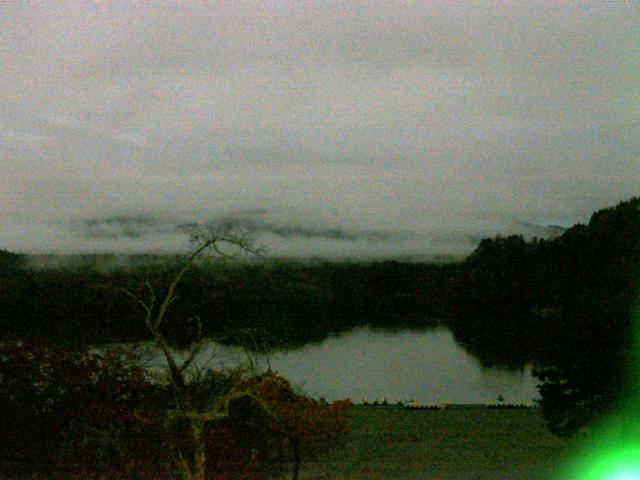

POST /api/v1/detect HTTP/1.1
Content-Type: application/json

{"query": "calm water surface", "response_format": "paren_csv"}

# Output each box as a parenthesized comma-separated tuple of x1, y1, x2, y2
(142, 327, 540, 405)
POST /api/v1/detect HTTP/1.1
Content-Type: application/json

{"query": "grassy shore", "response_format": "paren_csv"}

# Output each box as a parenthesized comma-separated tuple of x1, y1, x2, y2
(300, 405, 569, 480)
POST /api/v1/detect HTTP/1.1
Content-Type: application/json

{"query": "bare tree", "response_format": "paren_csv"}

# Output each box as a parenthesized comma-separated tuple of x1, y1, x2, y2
(121, 224, 261, 388)
(119, 224, 343, 480)
(120, 224, 276, 480)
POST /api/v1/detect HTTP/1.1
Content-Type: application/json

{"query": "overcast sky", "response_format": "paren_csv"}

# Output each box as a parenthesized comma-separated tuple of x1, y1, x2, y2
(1, 1, 638, 258)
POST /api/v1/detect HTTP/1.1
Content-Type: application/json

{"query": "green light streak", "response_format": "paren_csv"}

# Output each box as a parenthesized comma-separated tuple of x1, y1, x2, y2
(557, 262, 640, 479)
(563, 444, 640, 480)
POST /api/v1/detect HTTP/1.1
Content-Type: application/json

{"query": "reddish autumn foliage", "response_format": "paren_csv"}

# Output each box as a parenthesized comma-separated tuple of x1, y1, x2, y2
(203, 371, 351, 479)
(0, 341, 172, 478)
(0, 341, 350, 479)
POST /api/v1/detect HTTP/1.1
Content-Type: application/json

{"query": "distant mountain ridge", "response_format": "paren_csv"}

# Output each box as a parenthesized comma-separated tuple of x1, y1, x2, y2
(512, 221, 567, 240)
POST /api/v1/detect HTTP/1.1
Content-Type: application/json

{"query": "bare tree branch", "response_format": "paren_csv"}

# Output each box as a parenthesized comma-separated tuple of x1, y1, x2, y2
(119, 287, 151, 315)
(120, 223, 268, 480)
(180, 316, 206, 373)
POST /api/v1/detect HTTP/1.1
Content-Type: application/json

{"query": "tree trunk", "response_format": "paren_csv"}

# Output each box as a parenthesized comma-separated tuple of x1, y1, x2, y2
(192, 417, 207, 480)
(292, 437, 301, 480)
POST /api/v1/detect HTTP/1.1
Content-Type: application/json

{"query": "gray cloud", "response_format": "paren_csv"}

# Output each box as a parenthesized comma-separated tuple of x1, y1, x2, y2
(1, 2, 638, 257)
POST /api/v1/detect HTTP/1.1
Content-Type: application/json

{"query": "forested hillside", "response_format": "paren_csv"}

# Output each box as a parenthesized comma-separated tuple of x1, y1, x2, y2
(452, 197, 640, 434)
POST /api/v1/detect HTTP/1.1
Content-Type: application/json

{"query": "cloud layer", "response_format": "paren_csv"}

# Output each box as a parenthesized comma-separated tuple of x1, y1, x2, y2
(1, 2, 638, 257)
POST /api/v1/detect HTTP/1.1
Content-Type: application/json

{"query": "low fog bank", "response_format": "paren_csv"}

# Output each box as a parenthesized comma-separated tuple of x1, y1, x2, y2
(6, 206, 567, 268)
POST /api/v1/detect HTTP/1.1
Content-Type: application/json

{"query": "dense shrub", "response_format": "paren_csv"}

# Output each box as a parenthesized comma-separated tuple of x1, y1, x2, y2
(202, 372, 351, 479)
(0, 341, 350, 479)
(0, 341, 170, 478)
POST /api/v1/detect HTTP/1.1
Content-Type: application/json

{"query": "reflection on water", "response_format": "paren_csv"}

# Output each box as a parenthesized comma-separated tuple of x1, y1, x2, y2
(141, 327, 541, 405)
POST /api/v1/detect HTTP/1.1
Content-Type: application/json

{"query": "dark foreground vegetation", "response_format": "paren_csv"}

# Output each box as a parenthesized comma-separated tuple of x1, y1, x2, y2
(0, 341, 351, 479)
(1, 228, 354, 479)
(1, 196, 639, 473)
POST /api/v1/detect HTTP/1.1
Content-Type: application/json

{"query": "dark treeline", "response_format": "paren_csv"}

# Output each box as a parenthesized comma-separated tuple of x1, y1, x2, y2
(0, 251, 455, 348)
(451, 196, 640, 435)
(453, 196, 639, 366)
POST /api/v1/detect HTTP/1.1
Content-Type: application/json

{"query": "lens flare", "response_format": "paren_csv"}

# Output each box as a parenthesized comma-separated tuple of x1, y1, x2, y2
(610, 471, 640, 480)
(557, 274, 640, 479)
(559, 435, 640, 479)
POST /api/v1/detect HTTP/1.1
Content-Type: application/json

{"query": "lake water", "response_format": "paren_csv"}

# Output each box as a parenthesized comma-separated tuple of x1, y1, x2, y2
(140, 327, 541, 405)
